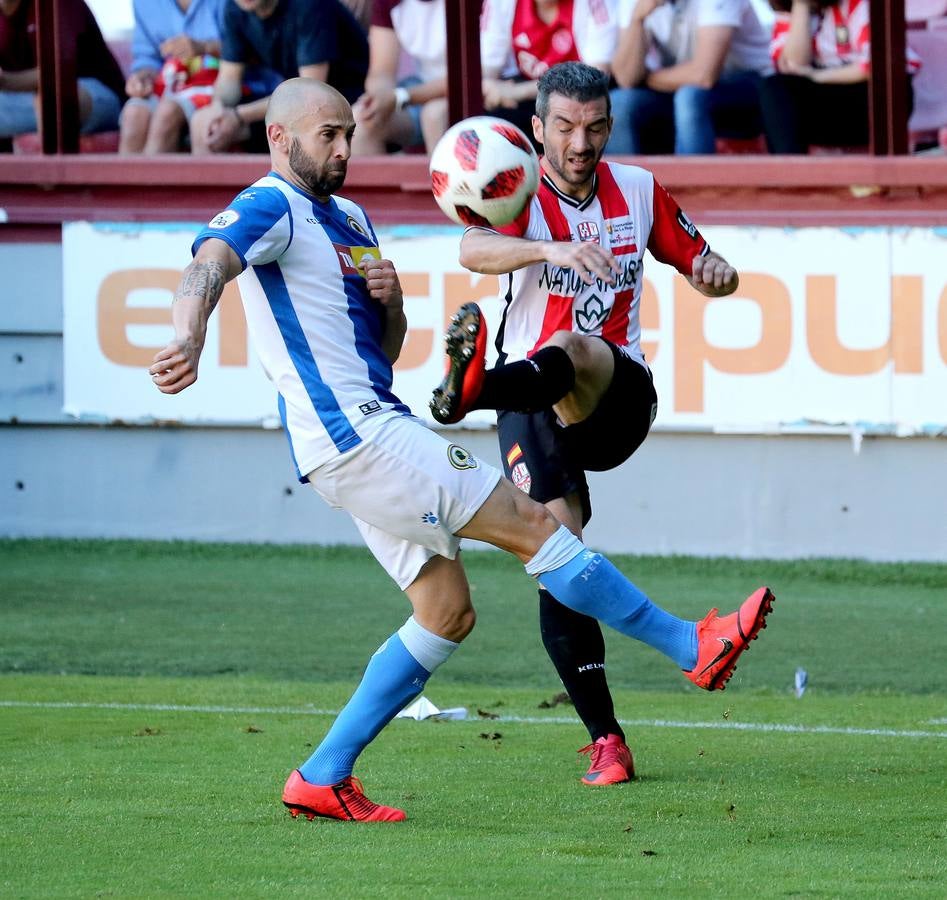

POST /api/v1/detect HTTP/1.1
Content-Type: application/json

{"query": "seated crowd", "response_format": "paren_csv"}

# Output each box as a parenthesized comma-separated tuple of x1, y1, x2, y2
(0, 0, 941, 156)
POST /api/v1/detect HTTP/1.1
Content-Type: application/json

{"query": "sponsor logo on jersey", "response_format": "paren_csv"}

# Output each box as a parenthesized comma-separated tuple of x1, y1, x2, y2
(237, 192, 256, 201)
(346, 215, 370, 238)
(676, 208, 698, 239)
(359, 400, 382, 415)
(576, 221, 600, 243)
(334, 244, 381, 276)
(575, 294, 608, 333)
(420, 511, 439, 526)
(208, 209, 239, 229)
(606, 217, 637, 247)
(511, 461, 531, 493)
(447, 444, 478, 470)
(540, 257, 638, 296)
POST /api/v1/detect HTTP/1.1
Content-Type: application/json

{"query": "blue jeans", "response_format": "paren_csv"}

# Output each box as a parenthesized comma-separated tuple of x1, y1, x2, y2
(0, 77, 121, 138)
(608, 70, 763, 155)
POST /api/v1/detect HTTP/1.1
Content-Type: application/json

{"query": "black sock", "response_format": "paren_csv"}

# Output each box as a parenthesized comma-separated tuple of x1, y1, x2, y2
(472, 346, 575, 413)
(538, 588, 623, 743)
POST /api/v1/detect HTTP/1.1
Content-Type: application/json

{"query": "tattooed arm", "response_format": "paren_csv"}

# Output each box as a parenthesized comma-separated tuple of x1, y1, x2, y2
(149, 238, 243, 394)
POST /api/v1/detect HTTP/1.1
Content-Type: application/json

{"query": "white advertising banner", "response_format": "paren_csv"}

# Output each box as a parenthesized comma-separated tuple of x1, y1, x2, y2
(62, 222, 947, 434)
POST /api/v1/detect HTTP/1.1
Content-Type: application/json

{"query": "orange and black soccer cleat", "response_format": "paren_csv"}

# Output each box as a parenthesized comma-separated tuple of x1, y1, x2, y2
(429, 302, 487, 425)
(282, 769, 406, 823)
(683, 586, 775, 691)
(578, 734, 635, 786)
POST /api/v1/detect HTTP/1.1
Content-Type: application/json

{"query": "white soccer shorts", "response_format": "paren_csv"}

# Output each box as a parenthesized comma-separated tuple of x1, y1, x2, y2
(306, 414, 501, 590)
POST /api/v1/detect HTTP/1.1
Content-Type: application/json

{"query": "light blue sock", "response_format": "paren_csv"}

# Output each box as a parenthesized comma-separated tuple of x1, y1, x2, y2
(527, 527, 698, 670)
(299, 619, 458, 785)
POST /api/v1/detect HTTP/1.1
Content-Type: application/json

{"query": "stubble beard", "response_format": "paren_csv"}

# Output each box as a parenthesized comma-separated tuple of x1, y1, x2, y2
(289, 137, 346, 198)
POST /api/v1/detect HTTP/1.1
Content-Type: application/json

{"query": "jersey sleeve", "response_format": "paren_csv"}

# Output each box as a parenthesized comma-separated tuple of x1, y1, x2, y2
(646, 177, 708, 275)
(192, 185, 292, 269)
(492, 196, 535, 238)
(480, 0, 516, 73)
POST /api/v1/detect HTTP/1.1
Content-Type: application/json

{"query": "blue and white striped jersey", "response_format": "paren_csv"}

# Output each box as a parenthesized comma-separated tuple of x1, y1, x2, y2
(193, 172, 411, 480)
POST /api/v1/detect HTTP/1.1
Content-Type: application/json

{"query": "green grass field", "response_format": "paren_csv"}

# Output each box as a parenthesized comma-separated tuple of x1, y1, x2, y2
(2, 540, 945, 897)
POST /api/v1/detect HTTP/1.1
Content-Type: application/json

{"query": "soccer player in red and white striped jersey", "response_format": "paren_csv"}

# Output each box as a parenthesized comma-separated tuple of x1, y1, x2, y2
(431, 61, 744, 786)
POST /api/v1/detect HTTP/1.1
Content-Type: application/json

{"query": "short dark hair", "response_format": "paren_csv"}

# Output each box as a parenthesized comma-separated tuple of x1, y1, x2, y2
(536, 62, 611, 122)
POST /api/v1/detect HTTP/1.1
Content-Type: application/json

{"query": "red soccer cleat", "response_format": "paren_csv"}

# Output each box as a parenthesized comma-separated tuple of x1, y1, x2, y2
(579, 734, 635, 785)
(683, 586, 775, 691)
(429, 302, 487, 424)
(282, 769, 406, 823)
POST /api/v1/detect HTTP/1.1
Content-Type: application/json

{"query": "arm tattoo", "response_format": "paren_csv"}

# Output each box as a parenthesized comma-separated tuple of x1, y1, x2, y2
(176, 260, 228, 312)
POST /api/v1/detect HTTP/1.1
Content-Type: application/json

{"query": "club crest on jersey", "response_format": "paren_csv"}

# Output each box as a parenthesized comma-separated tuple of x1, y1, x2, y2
(676, 209, 698, 239)
(511, 461, 531, 494)
(346, 215, 369, 238)
(208, 209, 239, 229)
(576, 221, 600, 243)
(447, 444, 478, 470)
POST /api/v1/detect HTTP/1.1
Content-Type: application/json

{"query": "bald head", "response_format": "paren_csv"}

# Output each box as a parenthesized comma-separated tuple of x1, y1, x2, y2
(265, 78, 355, 199)
(266, 77, 350, 131)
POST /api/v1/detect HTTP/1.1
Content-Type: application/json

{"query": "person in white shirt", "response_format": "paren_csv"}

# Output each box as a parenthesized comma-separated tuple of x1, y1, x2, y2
(351, 0, 453, 155)
(608, 0, 772, 154)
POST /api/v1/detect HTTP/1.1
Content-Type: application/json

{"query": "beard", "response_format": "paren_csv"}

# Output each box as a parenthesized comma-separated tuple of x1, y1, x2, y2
(289, 136, 347, 197)
(544, 144, 601, 188)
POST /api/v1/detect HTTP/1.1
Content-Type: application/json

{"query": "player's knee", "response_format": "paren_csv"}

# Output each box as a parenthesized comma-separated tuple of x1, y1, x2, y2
(514, 493, 561, 548)
(429, 603, 476, 643)
(544, 331, 612, 389)
(544, 331, 591, 370)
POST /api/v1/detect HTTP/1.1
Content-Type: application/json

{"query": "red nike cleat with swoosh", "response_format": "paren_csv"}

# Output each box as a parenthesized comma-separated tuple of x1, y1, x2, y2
(282, 770, 406, 822)
(683, 587, 775, 691)
(579, 734, 635, 785)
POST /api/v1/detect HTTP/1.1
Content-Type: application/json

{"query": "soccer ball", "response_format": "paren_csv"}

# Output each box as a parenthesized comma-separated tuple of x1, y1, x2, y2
(430, 116, 540, 227)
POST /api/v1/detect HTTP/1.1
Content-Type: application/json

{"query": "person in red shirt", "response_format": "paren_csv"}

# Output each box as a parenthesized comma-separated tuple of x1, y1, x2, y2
(431, 62, 770, 787)
(0, 0, 125, 142)
(480, 0, 618, 146)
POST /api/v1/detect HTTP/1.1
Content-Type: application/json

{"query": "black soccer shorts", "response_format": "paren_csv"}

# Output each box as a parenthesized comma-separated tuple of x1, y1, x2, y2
(496, 340, 657, 526)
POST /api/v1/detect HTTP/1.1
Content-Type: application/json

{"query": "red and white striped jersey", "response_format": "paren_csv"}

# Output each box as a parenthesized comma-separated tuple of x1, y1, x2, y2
(771, 0, 921, 73)
(483, 160, 708, 368)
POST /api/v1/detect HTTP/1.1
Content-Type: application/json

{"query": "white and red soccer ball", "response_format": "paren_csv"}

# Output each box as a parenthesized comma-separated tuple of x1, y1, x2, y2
(430, 116, 540, 227)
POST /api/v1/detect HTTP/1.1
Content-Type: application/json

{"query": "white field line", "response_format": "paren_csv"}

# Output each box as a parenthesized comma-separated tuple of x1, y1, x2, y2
(1, 700, 945, 740)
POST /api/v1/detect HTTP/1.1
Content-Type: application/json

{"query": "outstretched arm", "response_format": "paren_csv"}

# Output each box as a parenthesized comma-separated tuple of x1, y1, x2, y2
(149, 238, 242, 394)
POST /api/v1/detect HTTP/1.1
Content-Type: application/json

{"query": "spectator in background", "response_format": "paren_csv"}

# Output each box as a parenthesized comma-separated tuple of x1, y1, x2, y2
(0, 0, 125, 144)
(352, 0, 451, 156)
(759, 0, 918, 153)
(190, 0, 368, 154)
(479, 0, 618, 145)
(340, 0, 374, 31)
(120, 0, 226, 154)
(608, 0, 771, 155)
